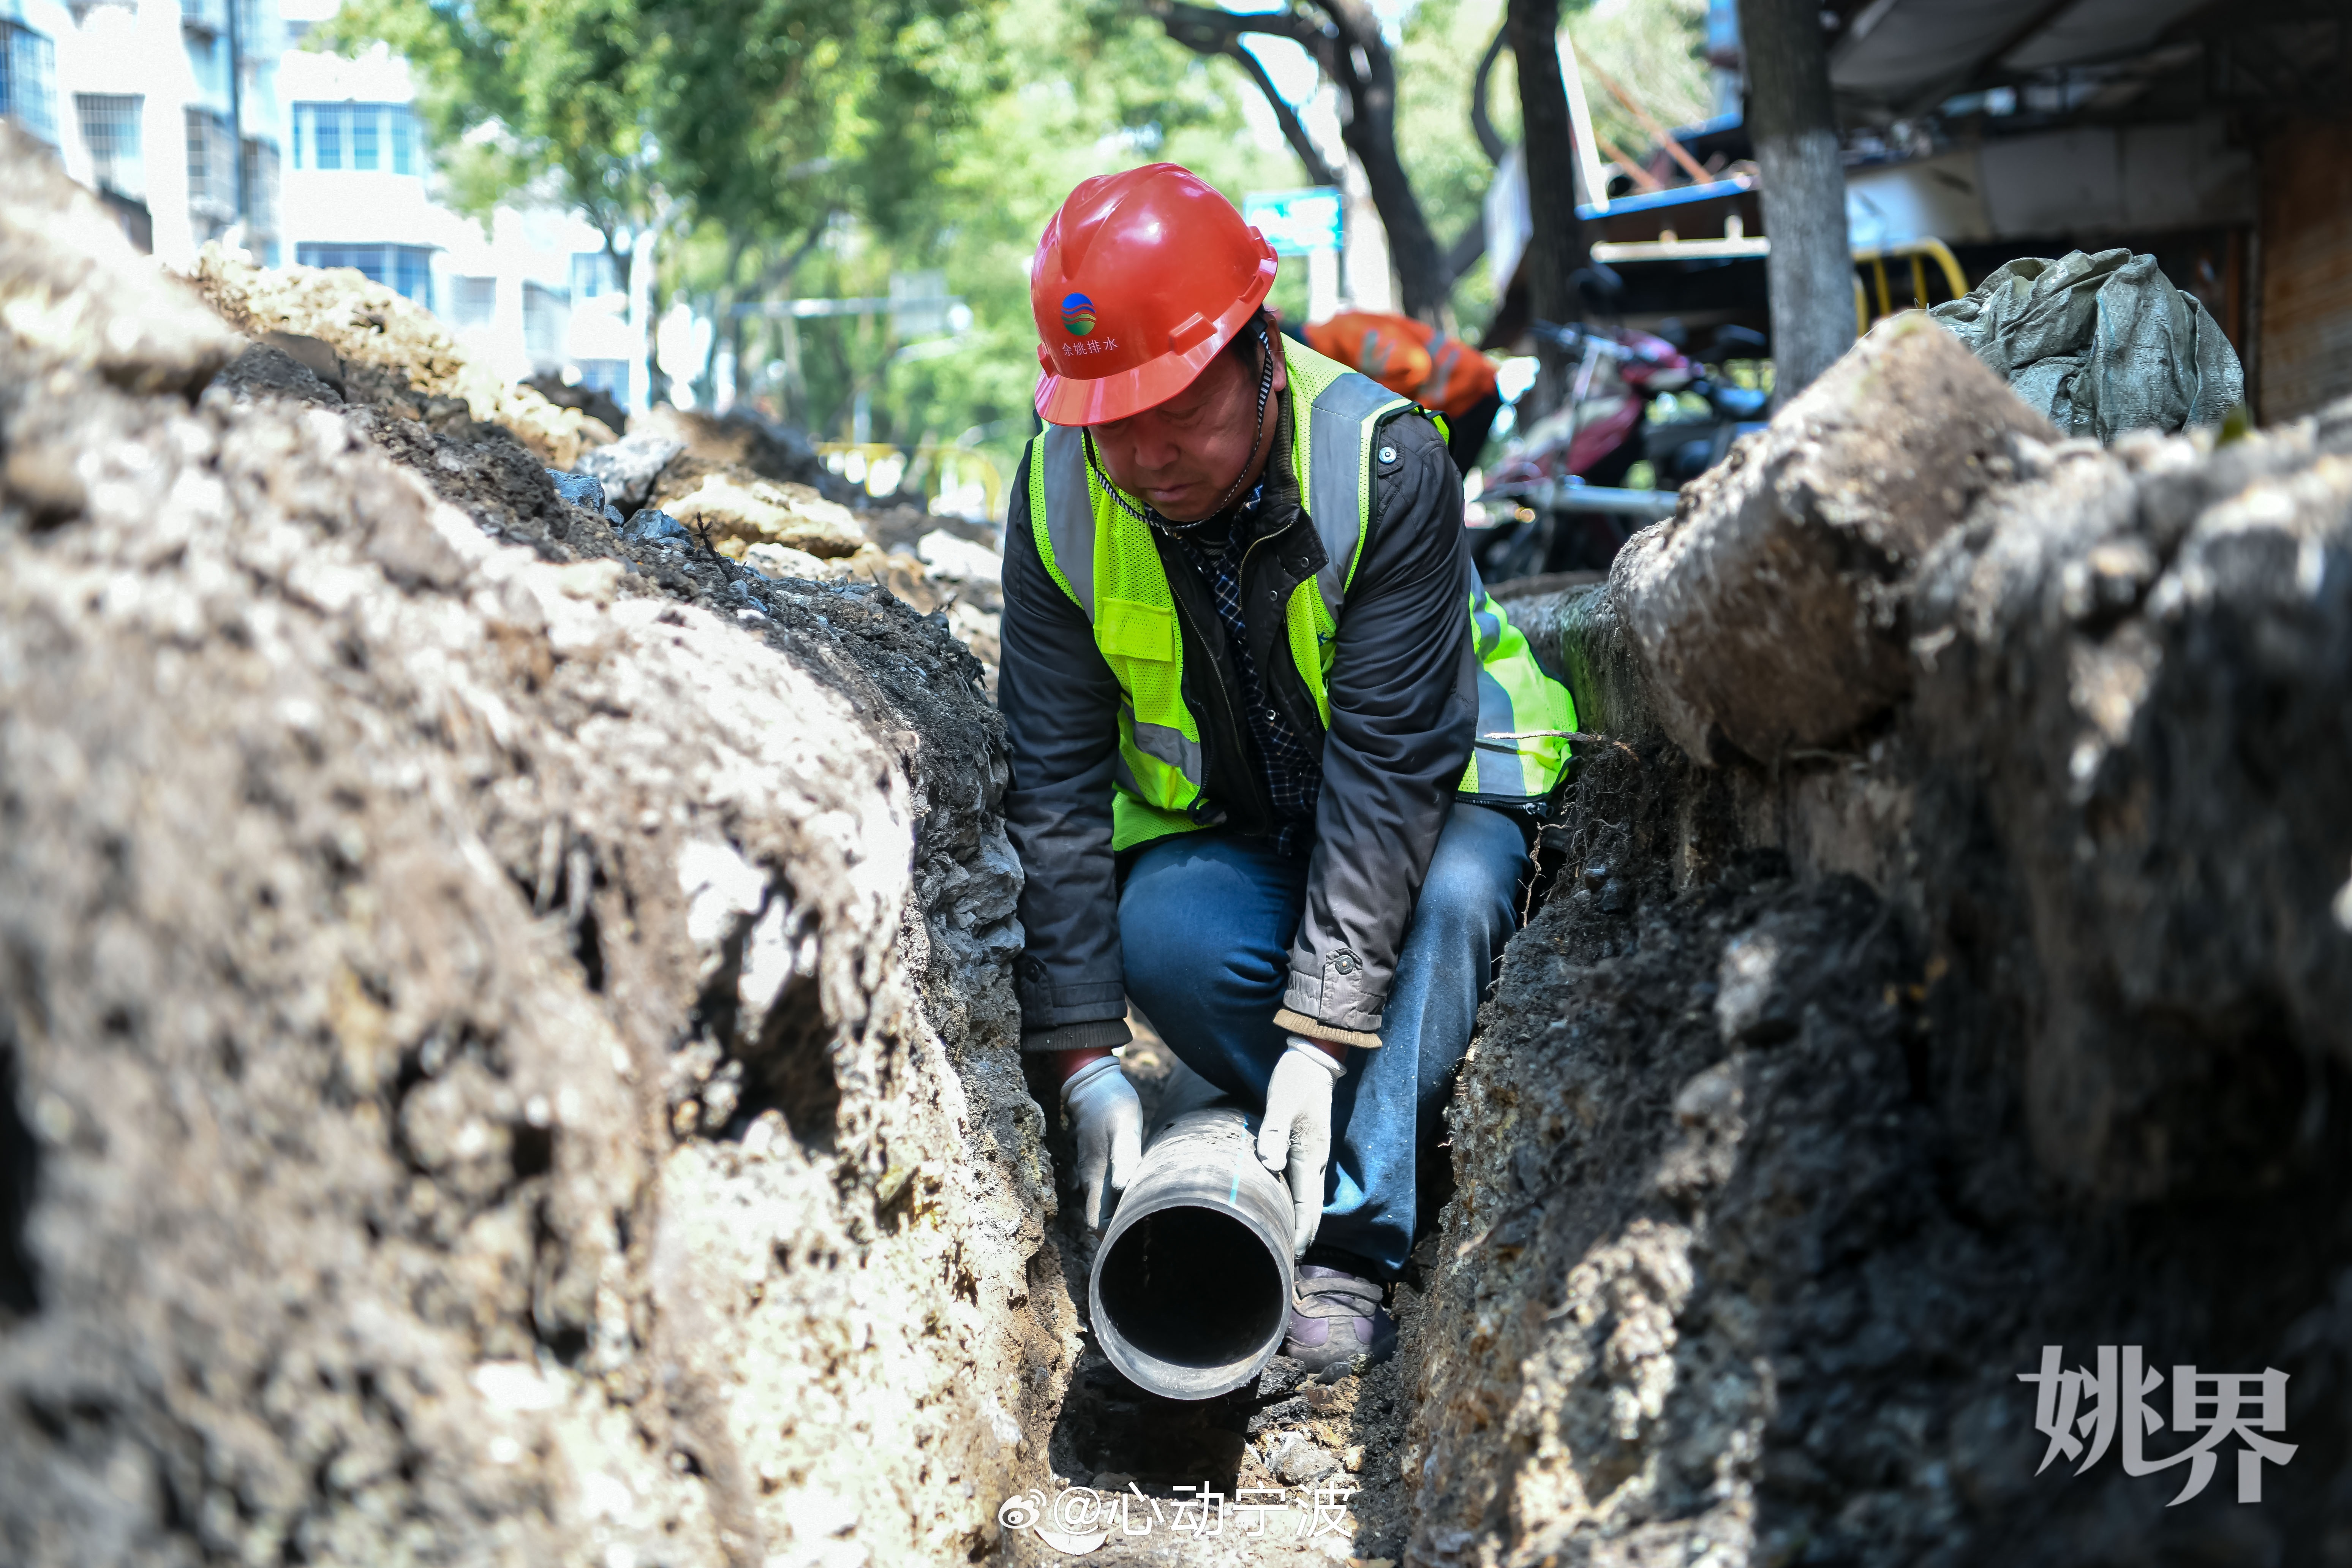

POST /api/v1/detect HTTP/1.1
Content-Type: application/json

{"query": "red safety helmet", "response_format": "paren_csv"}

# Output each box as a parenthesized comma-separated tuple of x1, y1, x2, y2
(1031, 163, 1279, 427)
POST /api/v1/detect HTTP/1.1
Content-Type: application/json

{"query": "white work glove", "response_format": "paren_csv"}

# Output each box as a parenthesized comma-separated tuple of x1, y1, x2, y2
(1258, 1036, 1346, 1259)
(1061, 1056, 1143, 1235)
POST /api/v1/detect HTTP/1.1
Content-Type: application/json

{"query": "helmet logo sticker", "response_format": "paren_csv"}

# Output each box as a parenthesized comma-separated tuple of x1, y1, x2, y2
(1062, 294, 1097, 337)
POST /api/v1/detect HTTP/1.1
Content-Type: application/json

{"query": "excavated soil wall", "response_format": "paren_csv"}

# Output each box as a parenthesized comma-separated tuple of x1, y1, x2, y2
(8, 118, 2352, 1568)
(1405, 326, 2352, 1566)
(0, 128, 1068, 1568)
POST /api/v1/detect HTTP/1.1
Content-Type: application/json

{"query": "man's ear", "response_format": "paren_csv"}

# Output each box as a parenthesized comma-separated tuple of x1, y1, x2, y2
(1269, 321, 1290, 395)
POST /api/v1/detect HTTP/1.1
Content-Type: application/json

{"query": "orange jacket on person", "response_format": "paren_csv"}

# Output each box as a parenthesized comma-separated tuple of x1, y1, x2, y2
(1302, 311, 1500, 419)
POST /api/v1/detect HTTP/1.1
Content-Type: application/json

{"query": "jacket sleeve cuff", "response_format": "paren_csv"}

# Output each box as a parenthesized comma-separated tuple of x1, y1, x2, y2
(1281, 967, 1386, 1039)
(1274, 1007, 1382, 1050)
(1020, 1018, 1135, 1054)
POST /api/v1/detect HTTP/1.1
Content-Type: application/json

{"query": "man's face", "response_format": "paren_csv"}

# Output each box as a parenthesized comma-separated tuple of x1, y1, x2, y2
(1085, 332, 1289, 523)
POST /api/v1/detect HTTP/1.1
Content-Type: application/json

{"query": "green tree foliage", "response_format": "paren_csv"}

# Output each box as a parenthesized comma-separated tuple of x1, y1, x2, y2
(1395, 0, 1706, 340)
(770, 0, 1303, 489)
(322, 0, 999, 265)
(1570, 0, 1712, 168)
(337, 0, 1686, 511)
(1393, 0, 1514, 334)
(321, 0, 664, 250)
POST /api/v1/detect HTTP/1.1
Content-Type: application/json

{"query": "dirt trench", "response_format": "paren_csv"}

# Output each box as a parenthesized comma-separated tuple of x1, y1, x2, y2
(1404, 327, 2352, 1567)
(1, 126, 1067, 1568)
(8, 121, 2352, 1568)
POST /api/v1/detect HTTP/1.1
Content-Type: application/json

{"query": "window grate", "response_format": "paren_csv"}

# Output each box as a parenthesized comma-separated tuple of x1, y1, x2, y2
(1, 21, 59, 146)
(240, 136, 278, 234)
(523, 281, 570, 367)
(296, 243, 436, 312)
(450, 276, 496, 328)
(569, 250, 622, 300)
(185, 106, 236, 220)
(291, 102, 420, 174)
(76, 93, 144, 198)
(575, 359, 631, 404)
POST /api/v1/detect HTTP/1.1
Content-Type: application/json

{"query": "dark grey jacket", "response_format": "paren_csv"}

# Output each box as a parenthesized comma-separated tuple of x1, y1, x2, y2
(1000, 390, 1476, 1052)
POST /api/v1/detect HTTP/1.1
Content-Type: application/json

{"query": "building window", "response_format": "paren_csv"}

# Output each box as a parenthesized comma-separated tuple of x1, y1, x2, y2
(522, 281, 570, 367)
(296, 242, 436, 311)
(575, 359, 631, 406)
(240, 136, 278, 234)
(291, 102, 420, 174)
(77, 94, 144, 199)
(1, 21, 58, 145)
(349, 101, 376, 168)
(235, 0, 279, 57)
(570, 250, 623, 300)
(450, 276, 496, 328)
(185, 106, 237, 223)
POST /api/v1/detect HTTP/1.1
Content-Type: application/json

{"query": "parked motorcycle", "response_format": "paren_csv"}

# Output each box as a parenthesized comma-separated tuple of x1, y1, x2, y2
(1641, 324, 1772, 488)
(1469, 319, 1772, 583)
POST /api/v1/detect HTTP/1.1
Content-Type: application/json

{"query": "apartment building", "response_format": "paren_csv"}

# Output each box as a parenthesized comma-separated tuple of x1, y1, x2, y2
(3, 0, 281, 264)
(2, 0, 645, 407)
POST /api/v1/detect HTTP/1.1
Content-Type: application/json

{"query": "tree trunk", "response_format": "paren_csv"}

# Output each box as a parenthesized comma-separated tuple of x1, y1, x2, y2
(1314, 0, 1448, 322)
(1506, 0, 1589, 419)
(1740, 0, 1854, 405)
(1145, 1, 1450, 322)
(1470, 24, 1509, 165)
(1221, 40, 1340, 190)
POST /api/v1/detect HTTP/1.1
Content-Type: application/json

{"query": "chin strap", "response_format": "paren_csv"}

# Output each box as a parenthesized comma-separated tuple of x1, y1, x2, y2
(1087, 317, 1278, 534)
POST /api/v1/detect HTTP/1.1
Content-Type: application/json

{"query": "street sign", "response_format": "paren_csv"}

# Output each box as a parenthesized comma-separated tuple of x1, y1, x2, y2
(1243, 187, 1342, 256)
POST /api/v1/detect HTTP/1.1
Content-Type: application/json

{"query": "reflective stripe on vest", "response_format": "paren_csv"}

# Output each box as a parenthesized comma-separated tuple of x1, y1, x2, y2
(1027, 341, 1577, 851)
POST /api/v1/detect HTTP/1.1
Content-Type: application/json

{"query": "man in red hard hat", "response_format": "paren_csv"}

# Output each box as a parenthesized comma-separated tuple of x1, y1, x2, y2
(1001, 164, 1577, 1372)
(1300, 310, 1504, 474)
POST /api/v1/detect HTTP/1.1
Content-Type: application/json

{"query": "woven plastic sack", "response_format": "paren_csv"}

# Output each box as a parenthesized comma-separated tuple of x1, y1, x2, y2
(1928, 249, 2242, 443)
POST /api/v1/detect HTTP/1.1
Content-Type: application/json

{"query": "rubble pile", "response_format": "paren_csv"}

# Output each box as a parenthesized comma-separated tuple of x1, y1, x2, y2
(0, 126, 1059, 1568)
(193, 236, 1007, 685)
(1405, 322, 2352, 1565)
(607, 418, 1007, 675)
(195, 247, 620, 471)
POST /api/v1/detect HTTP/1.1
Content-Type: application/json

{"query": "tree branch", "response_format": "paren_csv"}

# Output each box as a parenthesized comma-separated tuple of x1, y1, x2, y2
(1445, 219, 1485, 287)
(1146, 0, 1320, 54)
(1470, 23, 1509, 165)
(1304, 0, 1447, 320)
(1219, 36, 1340, 188)
(1142, 0, 1448, 321)
(1506, 0, 1591, 413)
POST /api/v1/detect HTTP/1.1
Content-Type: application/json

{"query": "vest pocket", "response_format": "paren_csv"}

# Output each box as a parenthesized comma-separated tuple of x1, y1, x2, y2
(1098, 597, 1175, 661)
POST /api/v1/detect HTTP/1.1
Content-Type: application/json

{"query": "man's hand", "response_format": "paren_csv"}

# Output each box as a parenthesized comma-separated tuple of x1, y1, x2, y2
(1258, 1036, 1347, 1258)
(1061, 1055, 1143, 1234)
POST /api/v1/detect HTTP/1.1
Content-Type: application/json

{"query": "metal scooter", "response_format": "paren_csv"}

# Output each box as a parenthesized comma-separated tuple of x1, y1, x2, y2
(1468, 319, 1687, 582)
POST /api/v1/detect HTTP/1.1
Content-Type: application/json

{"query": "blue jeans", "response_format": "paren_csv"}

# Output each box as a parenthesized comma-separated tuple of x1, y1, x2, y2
(1119, 803, 1528, 1277)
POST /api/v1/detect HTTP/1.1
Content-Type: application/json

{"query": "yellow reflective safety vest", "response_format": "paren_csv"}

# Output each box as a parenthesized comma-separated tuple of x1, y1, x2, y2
(1024, 340, 1577, 853)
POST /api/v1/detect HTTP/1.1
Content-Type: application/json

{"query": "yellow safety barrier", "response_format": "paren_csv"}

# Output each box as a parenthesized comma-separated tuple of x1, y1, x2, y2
(1851, 238, 1969, 332)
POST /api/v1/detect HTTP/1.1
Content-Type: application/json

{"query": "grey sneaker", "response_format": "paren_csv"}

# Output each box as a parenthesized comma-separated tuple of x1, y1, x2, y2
(1283, 1265, 1396, 1371)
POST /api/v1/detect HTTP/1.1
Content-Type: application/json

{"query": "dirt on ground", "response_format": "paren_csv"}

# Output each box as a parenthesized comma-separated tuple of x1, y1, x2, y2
(997, 1017, 1413, 1568)
(7, 106, 2352, 1568)
(1, 123, 1061, 1568)
(1404, 356, 2352, 1566)
(199, 267, 1006, 689)
(193, 246, 620, 471)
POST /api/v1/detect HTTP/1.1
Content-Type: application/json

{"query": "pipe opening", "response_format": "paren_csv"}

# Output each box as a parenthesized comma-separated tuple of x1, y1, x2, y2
(1095, 1204, 1286, 1384)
